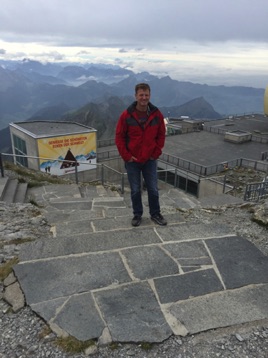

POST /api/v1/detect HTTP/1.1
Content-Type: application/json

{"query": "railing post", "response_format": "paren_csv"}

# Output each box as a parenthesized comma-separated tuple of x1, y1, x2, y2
(74, 162, 79, 184)
(121, 173, 125, 194)
(174, 168, 177, 188)
(101, 164, 104, 185)
(223, 174, 226, 193)
(0, 153, 4, 177)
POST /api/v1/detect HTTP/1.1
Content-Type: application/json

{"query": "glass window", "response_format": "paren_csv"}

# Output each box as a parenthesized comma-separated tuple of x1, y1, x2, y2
(12, 135, 28, 167)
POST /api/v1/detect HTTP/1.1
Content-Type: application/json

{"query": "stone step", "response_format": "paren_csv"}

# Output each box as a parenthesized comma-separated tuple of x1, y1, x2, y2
(0, 177, 9, 200)
(2, 178, 19, 203)
(0, 177, 28, 203)
(14, 182, 28, 203)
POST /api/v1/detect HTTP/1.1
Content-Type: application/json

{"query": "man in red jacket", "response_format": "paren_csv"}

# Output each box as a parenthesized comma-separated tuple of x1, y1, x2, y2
(115, 83, 167, 227)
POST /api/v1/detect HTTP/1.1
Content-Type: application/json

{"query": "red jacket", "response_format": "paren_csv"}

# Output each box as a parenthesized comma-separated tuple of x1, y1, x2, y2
(115, 101, 166, 163)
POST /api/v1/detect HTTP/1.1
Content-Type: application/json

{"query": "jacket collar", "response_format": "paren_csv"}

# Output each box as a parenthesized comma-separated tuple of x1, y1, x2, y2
(127, 101, 158, 116)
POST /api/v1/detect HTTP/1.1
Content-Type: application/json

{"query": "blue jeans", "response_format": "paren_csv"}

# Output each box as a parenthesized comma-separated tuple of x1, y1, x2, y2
(125, 160, 160, 217)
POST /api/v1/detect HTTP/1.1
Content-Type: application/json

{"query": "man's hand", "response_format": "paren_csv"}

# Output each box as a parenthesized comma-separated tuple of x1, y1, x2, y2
(129, 156, 137, 162)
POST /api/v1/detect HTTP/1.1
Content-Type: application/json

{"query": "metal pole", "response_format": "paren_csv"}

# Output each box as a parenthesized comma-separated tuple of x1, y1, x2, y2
(121, 173, 125, 194)
(75, 162, 78, 184)
(0, 153, 4, 177)
(223, 175, 226, 193)
(101, 164, 104, 185)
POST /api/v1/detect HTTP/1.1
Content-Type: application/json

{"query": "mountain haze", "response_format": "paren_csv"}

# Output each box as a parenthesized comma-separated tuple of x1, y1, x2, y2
(0, 95, 221, 154)
(0, 59, 265, 130)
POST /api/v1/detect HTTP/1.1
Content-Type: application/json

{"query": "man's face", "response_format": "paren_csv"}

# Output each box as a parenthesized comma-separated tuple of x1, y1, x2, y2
(135, 89, 150, 108)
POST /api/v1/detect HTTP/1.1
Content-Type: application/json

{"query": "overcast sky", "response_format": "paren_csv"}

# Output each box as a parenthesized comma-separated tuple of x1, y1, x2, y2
(1, 0, 268, 88)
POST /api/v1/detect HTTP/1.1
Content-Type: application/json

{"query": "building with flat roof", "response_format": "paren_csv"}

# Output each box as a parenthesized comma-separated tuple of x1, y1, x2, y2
(9, 121, 97, 176)
(163, 114, 268, 167)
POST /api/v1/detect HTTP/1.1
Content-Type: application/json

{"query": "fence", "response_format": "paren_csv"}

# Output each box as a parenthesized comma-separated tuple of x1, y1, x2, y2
(0, 152, 181, 195)
(1, 149, 268, 197)
(244, 180, 268, 202)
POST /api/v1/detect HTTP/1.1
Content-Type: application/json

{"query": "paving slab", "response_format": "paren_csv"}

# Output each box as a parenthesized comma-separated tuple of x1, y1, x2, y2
(54, 220, 94, 236)
(168, 284, 268, 334)
(154, 269, 224, 304)
(156, 222, 234, 242)
(14, 252, 132, 304)
(206, 236, 268, 289)
(45, 208, 103, 224)
(31, 297, 67, 322)
(18, 227, 163, 261)
(163, 240, 212, 269)
(53, 293, 105, 341)
(94, 282, 173, 342)
(121, 246, 180, 280)
(49, 199, 93, 211)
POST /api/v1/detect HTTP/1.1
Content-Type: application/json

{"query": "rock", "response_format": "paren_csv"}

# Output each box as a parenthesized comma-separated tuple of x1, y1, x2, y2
(3, 282, 25, 312)
(84, 344, 98, 356)
(252, 202, 268, 226)
(98, 327, 112, 346)
(235, 333, 244, 341)
(3, 272, 17, 286)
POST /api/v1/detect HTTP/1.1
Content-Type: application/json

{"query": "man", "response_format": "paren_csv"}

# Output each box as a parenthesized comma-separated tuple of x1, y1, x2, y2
(115, 83, 167, 227)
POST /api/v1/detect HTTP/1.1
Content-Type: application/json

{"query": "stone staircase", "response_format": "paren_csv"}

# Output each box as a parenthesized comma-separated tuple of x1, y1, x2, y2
(11, 182, 268, 344)
(0, 177, 28, 203)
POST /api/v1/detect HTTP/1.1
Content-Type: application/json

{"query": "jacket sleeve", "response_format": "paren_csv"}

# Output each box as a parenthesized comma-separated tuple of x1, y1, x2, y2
(151, 112, 166, 159)
(115, 111, 132, 162)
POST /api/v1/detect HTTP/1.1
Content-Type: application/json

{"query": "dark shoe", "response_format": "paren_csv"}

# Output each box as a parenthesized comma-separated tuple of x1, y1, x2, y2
(132, 215, 142, 227)
(151, 213, 167, 226)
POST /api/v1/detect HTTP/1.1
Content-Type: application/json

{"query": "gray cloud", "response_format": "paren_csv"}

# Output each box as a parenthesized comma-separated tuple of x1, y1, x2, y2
(0, 0, 267, 88)
(0, 0, 267, 47)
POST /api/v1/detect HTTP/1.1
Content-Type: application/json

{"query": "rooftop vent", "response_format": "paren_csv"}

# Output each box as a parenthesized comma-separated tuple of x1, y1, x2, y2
(224, 130, 252, 143)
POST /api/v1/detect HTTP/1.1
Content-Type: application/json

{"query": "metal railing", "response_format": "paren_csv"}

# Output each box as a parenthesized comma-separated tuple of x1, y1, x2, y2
(1, 149, 268, 197)
(0, 152, 182, 195)
(244, 181, 268, 202)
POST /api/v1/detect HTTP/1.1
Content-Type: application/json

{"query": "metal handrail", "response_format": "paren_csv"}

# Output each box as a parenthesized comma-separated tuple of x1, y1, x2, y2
(1, 150, 267, 196)
(0, 152, 179, 194)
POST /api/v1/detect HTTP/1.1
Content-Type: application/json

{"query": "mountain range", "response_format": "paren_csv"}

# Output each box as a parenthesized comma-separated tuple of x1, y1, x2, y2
(0, 59, 265, 152)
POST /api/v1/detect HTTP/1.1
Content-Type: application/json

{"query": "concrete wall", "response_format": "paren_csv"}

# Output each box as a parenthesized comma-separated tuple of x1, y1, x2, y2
(198, 177, 232, 198)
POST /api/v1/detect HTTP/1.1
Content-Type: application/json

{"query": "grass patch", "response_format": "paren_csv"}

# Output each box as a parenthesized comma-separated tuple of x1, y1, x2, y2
(140, 342, 153, 350)
(55, 336, 95, 353)
(4, 161, 69, 185)
(0, 257, 19, 281)
(28, 196, 40, 206)
(39, 325, 52, 339)
(0, 238, 35, 249)
(109, 342, 119, 350)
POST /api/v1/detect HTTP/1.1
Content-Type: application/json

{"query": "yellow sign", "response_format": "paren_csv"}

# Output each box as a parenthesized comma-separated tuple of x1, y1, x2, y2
(37, 132, 96, 175)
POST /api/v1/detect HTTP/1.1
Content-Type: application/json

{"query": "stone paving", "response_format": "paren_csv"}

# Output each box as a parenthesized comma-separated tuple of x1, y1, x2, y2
(13, 184, 268, 343)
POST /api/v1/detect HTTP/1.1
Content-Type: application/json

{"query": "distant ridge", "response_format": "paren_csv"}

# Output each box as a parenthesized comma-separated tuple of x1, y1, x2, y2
(0, 60, 265, 131)
(0, 95, 221, 153)
(160, 97, 221, 119)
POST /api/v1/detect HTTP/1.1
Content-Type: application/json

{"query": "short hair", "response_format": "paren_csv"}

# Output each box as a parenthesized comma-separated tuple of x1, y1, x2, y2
(135, 83, 151, 94)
